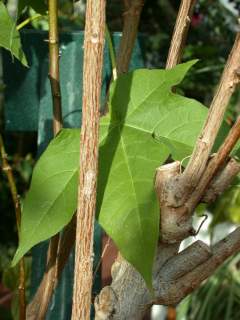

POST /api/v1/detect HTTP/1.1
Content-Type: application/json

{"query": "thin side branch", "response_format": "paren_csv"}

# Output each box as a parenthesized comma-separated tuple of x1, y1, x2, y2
(187, 117, 240, 211)
(0, 134, 26, 320)
(166, 0, 196, 69)
(71, 0, 106, 318)
(202, 158, 240, 203)
(27, 2, 64, 318)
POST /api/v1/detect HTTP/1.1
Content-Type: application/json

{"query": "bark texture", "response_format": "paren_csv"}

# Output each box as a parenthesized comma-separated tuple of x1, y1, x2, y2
(71, 0, 106, 319)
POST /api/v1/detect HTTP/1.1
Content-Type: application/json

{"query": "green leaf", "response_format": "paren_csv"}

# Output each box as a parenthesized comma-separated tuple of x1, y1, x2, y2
(154, 98, 230, 163)
(0, 1, 28, 66)
(13, 60, 199, 288)
(98, 60, 198, 287)
(12, 130, 80, 265)
(18, 0, 47, 15)
(154, 100, 207, 161)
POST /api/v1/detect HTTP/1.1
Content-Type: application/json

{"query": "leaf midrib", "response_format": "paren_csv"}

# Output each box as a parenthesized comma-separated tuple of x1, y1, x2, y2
(119, 127, 144, 251)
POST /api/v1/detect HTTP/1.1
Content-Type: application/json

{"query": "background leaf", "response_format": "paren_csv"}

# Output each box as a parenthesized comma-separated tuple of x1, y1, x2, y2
(18, 0, 47, 15)
(12, 130, 80, 265)
(0, 1, 28, 66)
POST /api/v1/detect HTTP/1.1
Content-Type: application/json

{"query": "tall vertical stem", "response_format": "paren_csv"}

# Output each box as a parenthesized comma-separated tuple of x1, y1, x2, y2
(71, 0, 106, 318)
(116, 0, 144, 75)
(29, 1, 63, 319)
(0, 134, 26, 320)
(166, 0, 196, 69)
(48, 0, 62, 135)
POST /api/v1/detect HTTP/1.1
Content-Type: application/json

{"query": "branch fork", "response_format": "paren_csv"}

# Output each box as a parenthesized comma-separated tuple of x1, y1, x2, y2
(95, 8, 240, 318)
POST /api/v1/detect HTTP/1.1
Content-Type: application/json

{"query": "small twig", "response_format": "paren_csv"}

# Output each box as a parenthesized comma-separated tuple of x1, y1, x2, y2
(193, 214, 208, 236)
(71, 0, 106, 318)
(202, 158, 240, 203)
(166, 0, 196, 69)
(0, 134, 26, 320)
(181, 33, 240, 195)
(105, 24, 117, 81)
(187, 117, 240, 211)
(93, 237, 111, 280)
(16, 14, 42, 31)
(103, 0, 144, 115)
(210, 117, 240, 169)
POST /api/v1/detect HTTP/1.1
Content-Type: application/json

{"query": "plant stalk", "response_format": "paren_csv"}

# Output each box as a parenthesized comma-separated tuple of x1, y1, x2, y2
(166, 0, 196, 69)
(116, 0, 144, 75)
(0, 134, 26, 320)
(28, 1, 63, 319)
(71, 0, 106, 318)
(16, 14, 42, 31)
(48, 0, 62, 135)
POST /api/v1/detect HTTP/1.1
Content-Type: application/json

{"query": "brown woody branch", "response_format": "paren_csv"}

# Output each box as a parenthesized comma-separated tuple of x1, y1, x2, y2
(94, 228, 240, 319)
(159, 240, 211, 281)
(187, 117, 240, 212)
(154, 119, 240, 244)
(71, 0, 106, 318)
(156, 227, 240, 305)
(116, 0, 144, 75)
(179, 33, 240, 198)
(202, 158, 240, 203)
(166, 0, 196, 69)
(155, 161, 192, 242)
